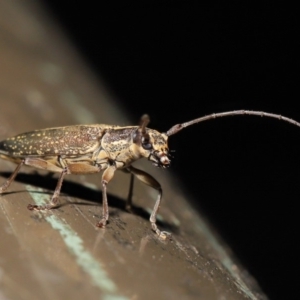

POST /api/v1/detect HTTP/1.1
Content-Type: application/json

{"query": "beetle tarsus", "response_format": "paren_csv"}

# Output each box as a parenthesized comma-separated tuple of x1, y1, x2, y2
(27, 204, 35, 211)
(96, 219, 107, 228)
(27, 203, 53, 211)
(152, 223, 171, 240)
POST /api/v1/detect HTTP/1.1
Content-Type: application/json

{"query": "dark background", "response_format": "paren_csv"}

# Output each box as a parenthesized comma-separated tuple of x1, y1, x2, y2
(40, 2, 299, 299)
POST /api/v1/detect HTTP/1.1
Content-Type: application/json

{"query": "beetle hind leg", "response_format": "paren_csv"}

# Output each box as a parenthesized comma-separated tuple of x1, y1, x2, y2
(0, 160, 25, 194)
(27, 168, 67, 211)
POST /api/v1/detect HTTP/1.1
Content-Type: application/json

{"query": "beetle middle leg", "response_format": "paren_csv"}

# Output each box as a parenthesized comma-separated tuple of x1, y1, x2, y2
(126, 166, 171, 239)
(121, 168, 134, 212)
(96, 164, 117, 228)
(126, 172, 134, 212)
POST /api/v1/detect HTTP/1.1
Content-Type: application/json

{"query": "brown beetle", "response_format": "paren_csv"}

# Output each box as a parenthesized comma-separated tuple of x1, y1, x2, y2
(1, 110, 299, 238)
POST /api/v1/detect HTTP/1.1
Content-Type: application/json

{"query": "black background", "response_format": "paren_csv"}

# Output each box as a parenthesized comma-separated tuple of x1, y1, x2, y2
(41, 2, 299, 299)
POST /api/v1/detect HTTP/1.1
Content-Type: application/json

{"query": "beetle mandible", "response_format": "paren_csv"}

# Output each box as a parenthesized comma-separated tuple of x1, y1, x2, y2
(1, 110, 300, 239)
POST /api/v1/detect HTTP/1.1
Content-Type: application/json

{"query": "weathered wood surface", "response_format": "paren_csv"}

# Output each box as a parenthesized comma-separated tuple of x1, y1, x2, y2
(0, 1, 267, 299)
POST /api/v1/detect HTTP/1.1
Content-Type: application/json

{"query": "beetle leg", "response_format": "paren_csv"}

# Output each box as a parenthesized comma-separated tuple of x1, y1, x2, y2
(126, 172, 134, 212)
(121, 168, 134, 212)
(96, 165, 116, 228)
(0, 160, 25, 194)
(65, 162, 102, 174)
(25, 157, 63, 173)
(27, 168, 68, 211)
(126, 166, 171, 239)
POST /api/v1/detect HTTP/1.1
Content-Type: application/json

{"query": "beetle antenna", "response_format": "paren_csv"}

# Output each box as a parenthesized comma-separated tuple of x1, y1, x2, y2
(166, 110, 300, 136)
(139, 114, 150, 134)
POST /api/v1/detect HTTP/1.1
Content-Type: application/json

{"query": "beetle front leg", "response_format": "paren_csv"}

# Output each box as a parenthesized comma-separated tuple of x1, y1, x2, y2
(127, 166, 171, 239)
(28, 168, 67, 211)
(96, 165, 116, 228)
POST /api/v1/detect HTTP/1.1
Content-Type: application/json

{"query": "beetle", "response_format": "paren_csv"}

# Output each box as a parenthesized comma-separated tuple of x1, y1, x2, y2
(1, 110, 300, 238)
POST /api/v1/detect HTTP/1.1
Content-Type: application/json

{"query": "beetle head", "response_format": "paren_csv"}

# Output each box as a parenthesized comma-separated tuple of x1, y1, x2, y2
(132, 115, 170, 168)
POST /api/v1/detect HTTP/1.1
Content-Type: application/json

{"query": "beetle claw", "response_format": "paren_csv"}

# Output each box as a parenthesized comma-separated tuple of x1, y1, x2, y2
(27, 204, 38, 211)
(96, 219, 107, 228)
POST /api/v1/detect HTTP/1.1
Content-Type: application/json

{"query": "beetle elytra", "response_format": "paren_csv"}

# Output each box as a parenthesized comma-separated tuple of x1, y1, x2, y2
(1, 110, 300, 239)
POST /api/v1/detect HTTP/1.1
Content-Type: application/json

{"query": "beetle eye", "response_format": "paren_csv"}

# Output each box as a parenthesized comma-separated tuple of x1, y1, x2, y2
(142, 143, 152, 150)
(142, 137, 152, 150)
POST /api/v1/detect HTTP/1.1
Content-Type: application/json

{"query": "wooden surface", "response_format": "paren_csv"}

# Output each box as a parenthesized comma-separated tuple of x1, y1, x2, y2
(0, 1, 267, 299)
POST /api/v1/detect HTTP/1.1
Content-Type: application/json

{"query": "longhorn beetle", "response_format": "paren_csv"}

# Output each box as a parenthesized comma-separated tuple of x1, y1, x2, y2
(1, 110, 300, 239)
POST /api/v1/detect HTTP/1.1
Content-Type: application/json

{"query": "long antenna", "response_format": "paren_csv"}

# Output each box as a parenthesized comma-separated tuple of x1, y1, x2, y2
(166, 110, 300, 136)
